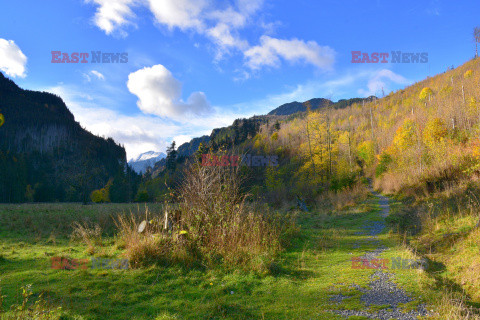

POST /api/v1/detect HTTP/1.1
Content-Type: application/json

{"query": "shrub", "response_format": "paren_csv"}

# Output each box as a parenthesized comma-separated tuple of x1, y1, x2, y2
(178, 160, 286, 271)
(114, 211, 197, 268)
(134, 189, 149, 202)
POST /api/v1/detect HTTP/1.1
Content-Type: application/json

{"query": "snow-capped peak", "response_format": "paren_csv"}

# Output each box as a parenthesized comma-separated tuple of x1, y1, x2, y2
(128, 151, 166, 174)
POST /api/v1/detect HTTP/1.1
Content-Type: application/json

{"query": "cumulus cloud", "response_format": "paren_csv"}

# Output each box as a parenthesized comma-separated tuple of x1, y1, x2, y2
(85, 0, 137, 37)
(0, 39, 27, 78)
(244, 36, 335, 71)
(147, 0, 207, 31)
(127, 64, 214, 119)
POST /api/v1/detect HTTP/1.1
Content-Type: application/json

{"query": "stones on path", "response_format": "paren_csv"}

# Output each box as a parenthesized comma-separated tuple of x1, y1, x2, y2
(332, 306, 429, 320)
(360, 271, 413, 306)
(328, 191, 431, 319)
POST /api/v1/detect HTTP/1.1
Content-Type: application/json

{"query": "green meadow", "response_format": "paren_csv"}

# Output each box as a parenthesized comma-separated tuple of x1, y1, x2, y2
(1, 193, 470, 320)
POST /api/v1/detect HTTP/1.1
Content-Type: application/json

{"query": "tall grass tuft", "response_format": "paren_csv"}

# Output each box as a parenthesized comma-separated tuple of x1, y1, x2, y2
(114, 158, 293, 272)
(71, 221, 103, 255)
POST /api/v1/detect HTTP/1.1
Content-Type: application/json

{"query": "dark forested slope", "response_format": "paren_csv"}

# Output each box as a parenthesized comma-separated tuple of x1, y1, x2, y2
(0, 72, 138, 202)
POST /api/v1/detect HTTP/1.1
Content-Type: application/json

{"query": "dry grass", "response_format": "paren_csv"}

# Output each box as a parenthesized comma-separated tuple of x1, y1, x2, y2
(112, 158, 293, 272)
(71, 221, 103, 255)
(316, 182, 369, 212)
(432, 292, 480, 320)
(113, 212, 196, 268)
(177, 160, 289, 271)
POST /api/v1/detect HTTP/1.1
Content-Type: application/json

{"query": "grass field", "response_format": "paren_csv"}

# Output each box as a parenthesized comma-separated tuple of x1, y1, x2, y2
(0, 196, 477, 319)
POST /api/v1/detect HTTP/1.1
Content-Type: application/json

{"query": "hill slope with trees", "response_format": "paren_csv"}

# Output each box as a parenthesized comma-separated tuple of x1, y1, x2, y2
(0, 72, 139, 202)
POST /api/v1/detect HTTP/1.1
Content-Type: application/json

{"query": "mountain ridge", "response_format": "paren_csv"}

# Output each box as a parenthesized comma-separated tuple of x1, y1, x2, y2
(148, 96, 377, 174)
(128, 151, 166, 174)
(0, 72, 138, 202)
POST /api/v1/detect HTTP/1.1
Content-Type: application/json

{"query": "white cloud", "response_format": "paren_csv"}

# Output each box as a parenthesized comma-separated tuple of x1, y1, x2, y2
(90, 70, 105, 80)
(147, 0, 207, 31)
(84, 0, 284, 70)
(85, 0, 335, 76)
(0, 39, 27, 78)
(127, 64, 214, 119)
(206, 23, 249, 59)
(44, 84, 171, 159)
(244, 36, 335, 71)
(83, 70, 105, 82)
(205, 1, 264, 58)
(358, 69, 409, 97)
(173, 135, 193, 147)
(236, 0, 264, 16)
(85, 0, 137, 37)
(82, 73, 91, 82)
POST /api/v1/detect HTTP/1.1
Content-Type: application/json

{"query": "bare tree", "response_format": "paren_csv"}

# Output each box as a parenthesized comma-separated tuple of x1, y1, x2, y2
(474, 27, 480, 58)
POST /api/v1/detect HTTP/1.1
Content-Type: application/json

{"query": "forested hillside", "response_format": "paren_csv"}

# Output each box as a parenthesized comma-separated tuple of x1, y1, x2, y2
(0, 72, 139, 203)
(139, 96, 376, 202)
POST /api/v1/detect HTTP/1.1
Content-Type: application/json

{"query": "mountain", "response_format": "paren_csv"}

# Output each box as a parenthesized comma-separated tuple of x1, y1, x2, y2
(149, 136, 211, 176)
(267, 98, 332, 116)
(128, 151, 166, 174)
(177, 136, 210, 158)
(147, 97, 375, 176)
(0, 72, 138, 203)
(267, 97, 377, 116)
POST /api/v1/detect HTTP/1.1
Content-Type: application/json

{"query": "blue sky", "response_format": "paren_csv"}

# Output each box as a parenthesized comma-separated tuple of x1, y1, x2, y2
(0, 0, 479, 159)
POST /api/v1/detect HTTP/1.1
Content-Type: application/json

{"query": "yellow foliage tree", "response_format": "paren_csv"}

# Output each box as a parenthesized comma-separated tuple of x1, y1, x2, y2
(419, 87, 433, 102)
(90, 190, 104, 203)
(357, 140, 375, 166)
(393, 119, 418, 151)
(423, 118, 448, 148)
(467, 97, 478, 118)
(90, 179, 112, 203)
(464, 70, 473, 78)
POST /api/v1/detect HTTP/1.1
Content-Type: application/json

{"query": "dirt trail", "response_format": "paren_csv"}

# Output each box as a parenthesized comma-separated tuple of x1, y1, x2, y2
(329, 190, 431, 320)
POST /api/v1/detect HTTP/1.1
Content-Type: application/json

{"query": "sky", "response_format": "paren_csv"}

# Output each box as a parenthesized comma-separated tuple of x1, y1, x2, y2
(0, 0, 479, 160)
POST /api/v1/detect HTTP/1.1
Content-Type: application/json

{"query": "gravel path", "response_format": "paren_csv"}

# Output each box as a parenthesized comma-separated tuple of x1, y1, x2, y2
(329, 190, 430, 320)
